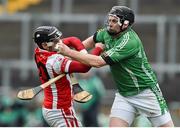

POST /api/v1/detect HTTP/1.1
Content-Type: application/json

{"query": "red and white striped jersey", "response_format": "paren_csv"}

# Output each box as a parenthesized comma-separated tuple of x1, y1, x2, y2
(34, 35, 103, 127)
(35, 47, 73, 109)
(34, 37, 103, 110)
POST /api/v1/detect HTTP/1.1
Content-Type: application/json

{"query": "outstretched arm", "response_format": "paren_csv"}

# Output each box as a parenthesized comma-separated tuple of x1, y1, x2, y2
(57, 42, 106, 68)
(68, 46, 103, 73)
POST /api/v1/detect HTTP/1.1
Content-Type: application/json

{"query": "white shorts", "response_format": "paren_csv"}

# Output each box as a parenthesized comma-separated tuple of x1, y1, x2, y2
(110, 87, 172, 127)
(42, 106, 82, 127)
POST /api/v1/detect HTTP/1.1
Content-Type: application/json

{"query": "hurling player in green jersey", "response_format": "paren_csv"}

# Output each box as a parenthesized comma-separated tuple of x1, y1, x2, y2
(57, 6, 174, 127)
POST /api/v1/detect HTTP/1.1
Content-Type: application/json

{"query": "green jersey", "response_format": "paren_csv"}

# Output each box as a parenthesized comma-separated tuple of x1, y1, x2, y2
(94, 27, 157, 96)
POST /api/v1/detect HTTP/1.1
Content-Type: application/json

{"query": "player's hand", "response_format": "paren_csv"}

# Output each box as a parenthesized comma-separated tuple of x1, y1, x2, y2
(95, 43, 105, 51)
(56, 41, 70, 55)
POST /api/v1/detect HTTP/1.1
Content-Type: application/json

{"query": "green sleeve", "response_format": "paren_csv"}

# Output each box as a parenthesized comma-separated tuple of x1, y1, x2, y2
(105, 33, 140, 63)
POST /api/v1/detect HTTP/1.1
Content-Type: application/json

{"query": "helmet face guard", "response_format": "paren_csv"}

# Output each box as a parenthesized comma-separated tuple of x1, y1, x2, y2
(33, 26, 62, 48)
(108, 14, 122, 26)
(105, 6, 134, 36)
(108, 6, 134, 26)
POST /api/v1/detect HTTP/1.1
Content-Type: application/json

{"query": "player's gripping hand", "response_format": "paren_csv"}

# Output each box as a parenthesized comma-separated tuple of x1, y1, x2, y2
(55, 41, 70, 56)
(55, 39, 88, 55)
(95, 43, 105, 51)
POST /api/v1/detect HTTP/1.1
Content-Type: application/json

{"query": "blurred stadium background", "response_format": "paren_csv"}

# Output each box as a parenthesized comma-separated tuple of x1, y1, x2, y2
(0, 0, 180, 126)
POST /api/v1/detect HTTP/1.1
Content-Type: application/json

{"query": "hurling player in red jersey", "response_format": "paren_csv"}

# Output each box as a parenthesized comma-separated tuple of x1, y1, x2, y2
(33, 26, 104, 127)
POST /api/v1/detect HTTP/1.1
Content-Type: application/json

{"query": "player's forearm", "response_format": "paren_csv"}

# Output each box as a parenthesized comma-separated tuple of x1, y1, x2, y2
(67, 47, 103, 73)
(67, 48, 105, 68)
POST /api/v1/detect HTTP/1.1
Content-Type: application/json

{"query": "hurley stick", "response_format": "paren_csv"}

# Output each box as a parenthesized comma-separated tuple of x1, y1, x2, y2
(70, 74, 93, 103)
(17, 73, 92, 103)
(17, 74, 65, 100)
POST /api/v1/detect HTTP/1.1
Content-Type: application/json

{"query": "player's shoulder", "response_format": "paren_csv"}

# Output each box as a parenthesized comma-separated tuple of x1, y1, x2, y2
(95, 28, 108, 38)
(96, 28, 107, 33)
(120, 30, 140, 49)
(97, 28, 105, 32)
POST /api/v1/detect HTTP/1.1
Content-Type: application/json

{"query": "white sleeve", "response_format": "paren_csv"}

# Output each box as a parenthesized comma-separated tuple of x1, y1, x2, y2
(52, 54, 72, 73)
